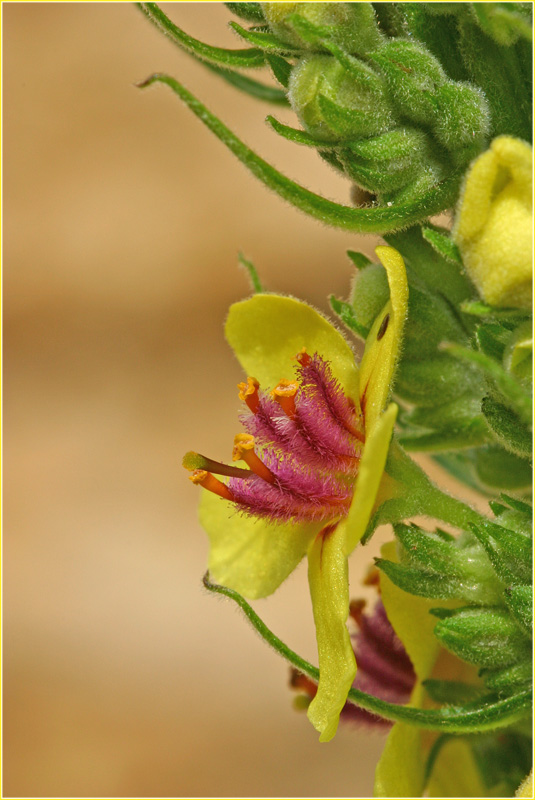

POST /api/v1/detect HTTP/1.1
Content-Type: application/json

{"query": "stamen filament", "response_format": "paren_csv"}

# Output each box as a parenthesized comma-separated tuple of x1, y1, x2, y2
(232, 433, 276, 483)
(188, 469, 234, 501)
(183, 451, 250, 479)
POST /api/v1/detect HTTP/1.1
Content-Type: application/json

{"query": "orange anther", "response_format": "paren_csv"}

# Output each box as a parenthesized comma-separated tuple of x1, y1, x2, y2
(238, 377, 260, 413)
(188, 469, 234, 501)
(271, 379, 299, 418)
(295, 348, 312, 367)
(232, 434, 276, 484)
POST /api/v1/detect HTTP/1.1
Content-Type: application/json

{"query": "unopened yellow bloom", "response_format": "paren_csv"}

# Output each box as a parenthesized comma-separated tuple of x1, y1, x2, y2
(453, 136, 532, 308)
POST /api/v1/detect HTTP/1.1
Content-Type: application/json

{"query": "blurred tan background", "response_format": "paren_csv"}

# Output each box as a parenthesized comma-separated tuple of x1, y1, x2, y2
(3, 3, 456, 797)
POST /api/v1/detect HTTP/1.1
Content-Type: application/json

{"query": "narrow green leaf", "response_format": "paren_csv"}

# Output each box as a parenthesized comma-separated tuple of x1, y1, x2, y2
(138, 73, 463, 234)
(138, 3, 266, 68)
(204, 62, 289, 104)
(238, 252, 263, 293)
(203, 572, 532, 732)
(501, 494, 533, 516)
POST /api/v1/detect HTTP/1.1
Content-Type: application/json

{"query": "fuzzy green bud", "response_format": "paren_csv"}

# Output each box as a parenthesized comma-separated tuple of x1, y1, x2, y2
(369, 39, 446, 123)
(434, 606, 531, 668)
(433, 81, 490, 161)
(288, 55, 393, 142)
(340, 127, 439, 195)
(261, 2, 383, 55)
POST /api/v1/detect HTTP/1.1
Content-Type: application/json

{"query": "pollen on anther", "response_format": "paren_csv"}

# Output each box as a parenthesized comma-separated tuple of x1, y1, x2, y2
(295, 348, 312, 367)
(188, 469, 234, 501)
(238, 377, 260, 413)
(232, 433, 276, 484)
(271, 379, 299, 418)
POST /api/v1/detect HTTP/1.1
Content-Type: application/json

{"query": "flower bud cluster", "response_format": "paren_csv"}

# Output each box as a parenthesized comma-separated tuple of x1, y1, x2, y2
(261, 3, 491, 203)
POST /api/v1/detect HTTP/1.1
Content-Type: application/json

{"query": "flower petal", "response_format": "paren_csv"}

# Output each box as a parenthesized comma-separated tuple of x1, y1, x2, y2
(225, 294, 360, 402)
(199, 489, 321, 599)
(306, 523, 357, 742)
(344, 402, 398, 554)
(359, 247, 408, 433)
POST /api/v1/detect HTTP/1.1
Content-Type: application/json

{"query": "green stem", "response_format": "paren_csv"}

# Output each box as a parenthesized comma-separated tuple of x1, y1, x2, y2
(203, 572, 531, 732)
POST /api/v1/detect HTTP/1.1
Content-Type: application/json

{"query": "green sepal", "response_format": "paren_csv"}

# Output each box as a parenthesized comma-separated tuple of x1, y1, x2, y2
(265, 53, 292, 88)
(229, 21, 300, 53)
(460, 300, 531, 323)
(421, 225, 463, 265)
(481, 395, 532, 458)
(276, 5, 384, 57)
(369, 39, 446, 123)
(474, 444, 532, 491)
(225, 2, 265, 23)
(432, 80, 490, 157)
(503, 585, 533, 634)
(328, 296, 368, 339)
(468, 519, 532, 585)
(443, 344, 532, 427)
(375, 558, 478, 602)
(138, 73, 463, 233)
(434, 607, 532, 668)
(470, 2, 533, 46)
(422, 679, 482, 705)
(346, 250, 372, 270)
(396, 355, 477, 407)
(399, 394, 489, 448)
(204, 62, 289, 104)
(137, 3, 266, 68)
(500, 494, 533, 516)
(385, 226, 475, 308)
(266, 115, 329, 147)
(481, 660, 533, 693)
(349, 262, 389, 330)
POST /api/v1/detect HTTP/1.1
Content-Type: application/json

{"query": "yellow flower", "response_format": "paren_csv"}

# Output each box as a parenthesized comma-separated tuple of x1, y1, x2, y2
(185, 246, 408, 740)
(453, 135, 533, 308)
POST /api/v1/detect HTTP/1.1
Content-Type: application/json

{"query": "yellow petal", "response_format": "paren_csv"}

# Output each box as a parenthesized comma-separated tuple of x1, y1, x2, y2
(344, 402, 397, 554)
(200, 489, 321, 600)
(359, 247, 408, 433)
(306, 523, 357, 742)
(373, 689, 427, 798)
(225, 294, 360, 404)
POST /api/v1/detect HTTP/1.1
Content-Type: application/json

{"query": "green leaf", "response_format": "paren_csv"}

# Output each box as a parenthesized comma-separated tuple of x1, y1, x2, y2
(137, 3, 266, 67)
(137, 73, 463, 233)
